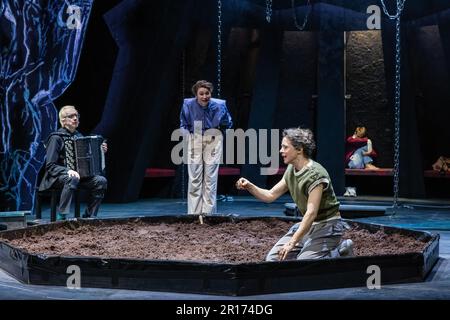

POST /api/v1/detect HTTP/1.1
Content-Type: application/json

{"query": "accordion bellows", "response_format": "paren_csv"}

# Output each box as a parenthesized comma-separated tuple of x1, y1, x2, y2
(64, 135, 105, 178)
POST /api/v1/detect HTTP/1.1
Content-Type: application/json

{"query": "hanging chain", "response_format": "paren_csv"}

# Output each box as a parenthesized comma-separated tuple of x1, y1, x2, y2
(392, 14, 401, 211)
(181, 49, 186, 203)
(380, 0, 406, 19)
(266, 0, 273, 23)
(182, 49, 186, 99)
(292, 0, 312, 31)
(217, 0, 222, 98)
(380, 0, 406, 212)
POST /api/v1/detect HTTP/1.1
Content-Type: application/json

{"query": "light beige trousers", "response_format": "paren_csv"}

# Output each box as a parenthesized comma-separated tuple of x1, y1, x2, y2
(187, 133, 223, 215)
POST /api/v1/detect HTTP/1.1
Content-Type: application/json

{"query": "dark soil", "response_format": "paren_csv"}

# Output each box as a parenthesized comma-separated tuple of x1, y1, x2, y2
(1, 219, 430, 263)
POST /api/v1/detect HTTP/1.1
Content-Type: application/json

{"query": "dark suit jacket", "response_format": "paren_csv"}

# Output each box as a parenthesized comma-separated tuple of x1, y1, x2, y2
(39, 128, 83, 191)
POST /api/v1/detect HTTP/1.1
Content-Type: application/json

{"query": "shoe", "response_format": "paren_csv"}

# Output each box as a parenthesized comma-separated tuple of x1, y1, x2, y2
(338, 239, 354, 256)
(56, 213, 67, 221)
(343, 187, 357, 197)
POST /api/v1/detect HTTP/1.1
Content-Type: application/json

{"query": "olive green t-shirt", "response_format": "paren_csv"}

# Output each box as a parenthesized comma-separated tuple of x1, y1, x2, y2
(283, 161, 340, 222)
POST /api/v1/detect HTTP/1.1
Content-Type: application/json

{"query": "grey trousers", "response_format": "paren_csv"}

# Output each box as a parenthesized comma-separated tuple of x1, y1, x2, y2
(187, 133, 222, 215)
(266, 218, 349, 261)
(53, 174, 107, 217)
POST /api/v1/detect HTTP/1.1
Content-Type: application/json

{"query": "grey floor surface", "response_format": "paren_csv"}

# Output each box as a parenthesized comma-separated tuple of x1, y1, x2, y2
(1, 195, 450, 300)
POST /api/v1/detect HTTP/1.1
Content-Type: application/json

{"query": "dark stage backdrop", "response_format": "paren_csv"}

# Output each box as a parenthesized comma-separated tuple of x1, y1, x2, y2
(0, 0, 93, 211)
(3, 0, 450, 210)
(88, 1, 450, 202)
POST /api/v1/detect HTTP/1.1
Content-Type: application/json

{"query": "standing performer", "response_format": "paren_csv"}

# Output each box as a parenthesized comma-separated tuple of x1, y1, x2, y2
(180, 80, 233, 215)
(39, 105, 108, 220)
(236, 127, 353, 261)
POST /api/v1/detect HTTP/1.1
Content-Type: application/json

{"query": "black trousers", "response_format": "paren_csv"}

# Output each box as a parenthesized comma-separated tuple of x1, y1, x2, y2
(53, 174, 107, 217)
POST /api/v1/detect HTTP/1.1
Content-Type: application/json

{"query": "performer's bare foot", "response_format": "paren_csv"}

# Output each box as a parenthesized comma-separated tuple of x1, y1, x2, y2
(365, 163, 379, 170)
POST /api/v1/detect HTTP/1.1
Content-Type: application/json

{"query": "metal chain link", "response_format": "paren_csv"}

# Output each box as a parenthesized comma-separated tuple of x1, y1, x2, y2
(266, 0, 273, 23)
(182, 49, 186, 99)
(292, 0, 312, 31)
(217, 0, 222, 98)
(181, 49, 186, 202)
(392, 13, 402, 211)
(380, 0, 407, 212)
(380, 0, 406, 19)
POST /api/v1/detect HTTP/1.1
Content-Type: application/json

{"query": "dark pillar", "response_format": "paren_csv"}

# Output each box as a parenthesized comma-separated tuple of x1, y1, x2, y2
(97, 0, 193, 202)
(240, 29, 284, 188)
(382, 19, 425, 198)
(316, 29, 345, 196)
(439, 14, 450, 106)
(274, 31, 317, 131)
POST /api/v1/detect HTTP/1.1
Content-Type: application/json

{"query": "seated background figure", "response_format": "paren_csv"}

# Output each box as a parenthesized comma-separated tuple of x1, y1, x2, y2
(432, 156, 450, 173)
(345, 126, 378, 170)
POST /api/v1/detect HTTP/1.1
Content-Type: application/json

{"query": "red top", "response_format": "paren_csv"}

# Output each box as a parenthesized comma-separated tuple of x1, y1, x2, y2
(345, 136, 377, 163)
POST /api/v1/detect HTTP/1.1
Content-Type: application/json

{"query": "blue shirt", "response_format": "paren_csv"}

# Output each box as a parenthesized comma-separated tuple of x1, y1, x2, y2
(180, 98, 233, 133)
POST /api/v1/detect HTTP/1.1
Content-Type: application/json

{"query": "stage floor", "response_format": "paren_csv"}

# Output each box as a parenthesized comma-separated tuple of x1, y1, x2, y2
(1, 195, 450, 300)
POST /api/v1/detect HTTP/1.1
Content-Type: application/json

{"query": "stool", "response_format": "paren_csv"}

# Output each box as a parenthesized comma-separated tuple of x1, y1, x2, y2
(35, 188, 80, 222)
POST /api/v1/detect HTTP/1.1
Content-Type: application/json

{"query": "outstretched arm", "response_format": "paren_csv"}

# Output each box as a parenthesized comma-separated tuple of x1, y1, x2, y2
(236, 177, 288, 203)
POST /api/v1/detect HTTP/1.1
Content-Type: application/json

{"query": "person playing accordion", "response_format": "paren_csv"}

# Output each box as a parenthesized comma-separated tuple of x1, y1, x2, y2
(39, 105, 108, 220)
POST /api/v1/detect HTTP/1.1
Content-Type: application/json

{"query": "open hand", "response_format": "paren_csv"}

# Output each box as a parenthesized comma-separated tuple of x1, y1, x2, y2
(278, 241, 296, 261)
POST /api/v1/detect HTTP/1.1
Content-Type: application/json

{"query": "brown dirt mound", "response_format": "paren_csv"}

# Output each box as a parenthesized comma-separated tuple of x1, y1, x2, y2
(1, 220, 430, 263)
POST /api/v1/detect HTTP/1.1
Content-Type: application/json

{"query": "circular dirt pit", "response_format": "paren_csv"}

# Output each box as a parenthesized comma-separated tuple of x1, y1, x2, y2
(1, 218, 430, 263)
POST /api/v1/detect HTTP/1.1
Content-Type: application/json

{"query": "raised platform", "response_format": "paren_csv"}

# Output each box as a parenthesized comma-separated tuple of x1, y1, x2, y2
(144, 167, 286, 178)
(146, 168, 446, 178)
(144, 168, 176, 178)
(145, 167, 242, 178)
(0, 211, 29, 230)
(284, 201, 390, 218)
(0, 216, 439, 296)
(346, 168, 450, 178)
(345, 168, 394, 176)
(424, 170, 450, 178)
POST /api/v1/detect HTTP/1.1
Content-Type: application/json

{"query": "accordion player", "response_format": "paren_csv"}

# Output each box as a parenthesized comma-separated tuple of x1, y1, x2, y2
(63, 135, 106, 178)
(39, 105, 108, 220)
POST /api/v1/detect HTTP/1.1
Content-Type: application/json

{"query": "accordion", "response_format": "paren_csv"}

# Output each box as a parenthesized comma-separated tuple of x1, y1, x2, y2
(64, 135, 105, 178)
